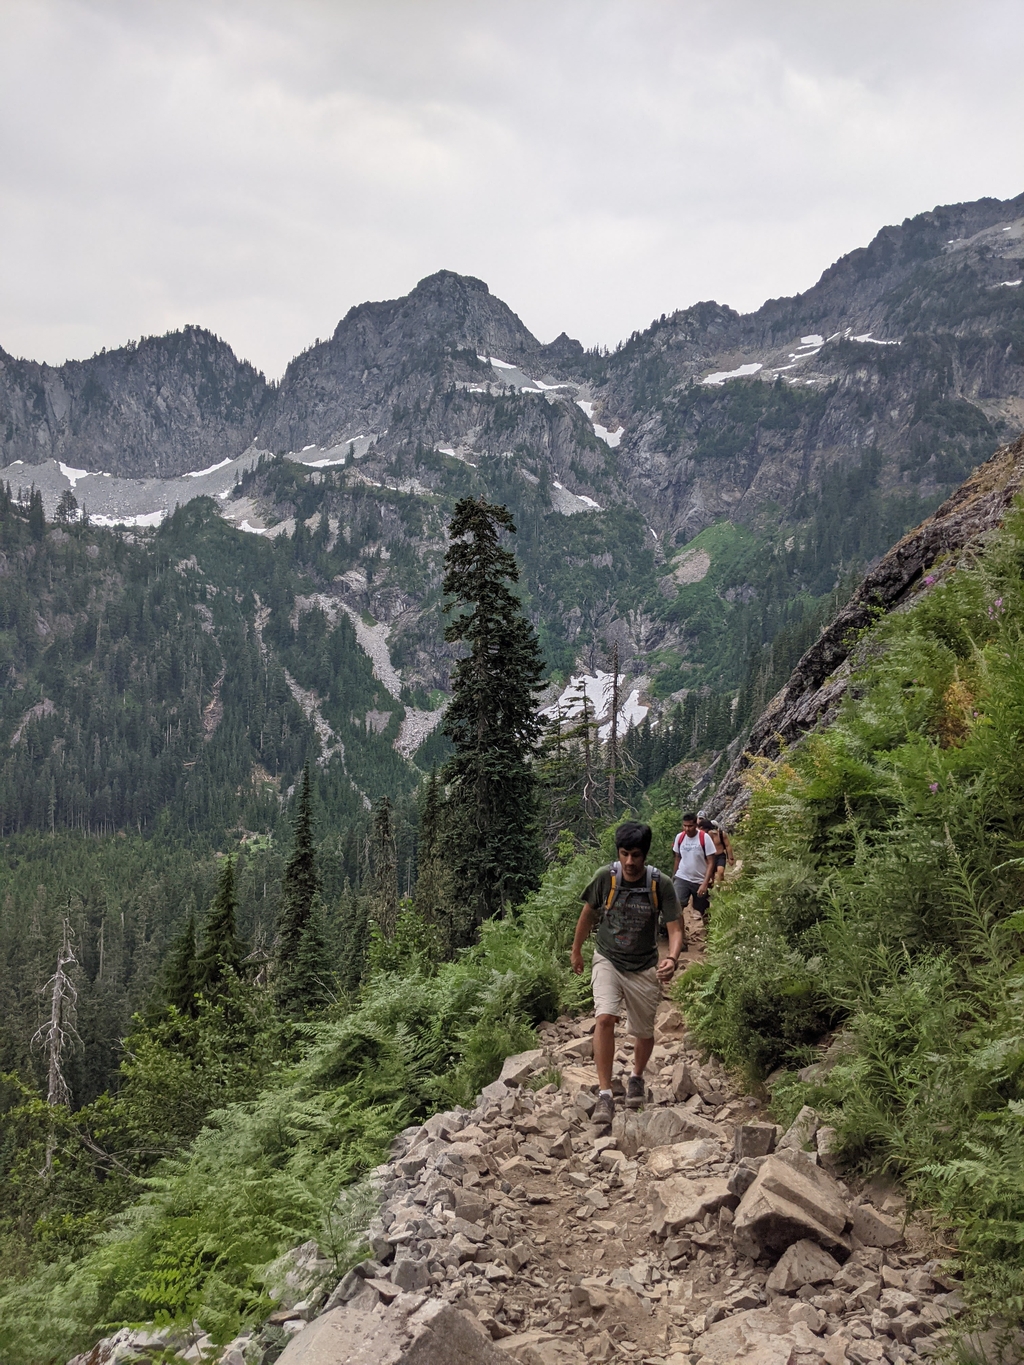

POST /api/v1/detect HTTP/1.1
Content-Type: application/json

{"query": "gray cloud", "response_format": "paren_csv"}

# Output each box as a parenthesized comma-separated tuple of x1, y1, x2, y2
(1, 0, 1022, 376)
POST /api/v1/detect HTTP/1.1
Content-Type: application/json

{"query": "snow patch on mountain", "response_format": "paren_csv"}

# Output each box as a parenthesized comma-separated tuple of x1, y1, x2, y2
(702, 363, 762, 386)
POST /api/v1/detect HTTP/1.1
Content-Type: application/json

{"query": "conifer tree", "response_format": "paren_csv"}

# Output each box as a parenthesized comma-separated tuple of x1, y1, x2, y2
(28, 487, 45, 541)
(164, 909, 200, 1016)
(370, 796, 399, 940)
(412, 770, 456, 954)
(275, 764, 324, 1016)
(441, 497, 544, 930)
(197, 857, 247, 994)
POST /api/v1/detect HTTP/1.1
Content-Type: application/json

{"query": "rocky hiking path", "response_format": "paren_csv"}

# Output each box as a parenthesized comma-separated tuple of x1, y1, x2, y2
(73, 909, 992, 1365)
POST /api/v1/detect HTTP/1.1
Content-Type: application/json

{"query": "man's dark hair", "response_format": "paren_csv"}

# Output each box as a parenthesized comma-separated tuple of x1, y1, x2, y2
(681, 811, 697, 823)
(615, 821, 651, 855)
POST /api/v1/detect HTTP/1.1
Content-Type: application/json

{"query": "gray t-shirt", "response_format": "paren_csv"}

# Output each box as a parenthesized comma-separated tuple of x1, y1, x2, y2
(583, 865, 680, 973)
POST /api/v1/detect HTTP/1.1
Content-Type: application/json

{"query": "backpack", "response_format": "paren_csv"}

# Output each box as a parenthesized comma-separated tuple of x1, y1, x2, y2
(677, 830, 712, 857)
(603, 861, 661, 916)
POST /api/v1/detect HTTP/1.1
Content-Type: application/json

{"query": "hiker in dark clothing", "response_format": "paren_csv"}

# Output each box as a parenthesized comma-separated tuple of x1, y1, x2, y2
(571, 821, 684, 1127)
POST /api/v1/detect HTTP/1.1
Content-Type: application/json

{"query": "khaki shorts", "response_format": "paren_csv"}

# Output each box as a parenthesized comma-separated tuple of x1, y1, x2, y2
(591, 950, 662, 1039)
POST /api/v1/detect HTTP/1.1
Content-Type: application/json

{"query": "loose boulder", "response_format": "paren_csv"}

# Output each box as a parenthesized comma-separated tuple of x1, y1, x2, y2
(776, 1105, 819, 1154)
(734, 1123, 778, 1160)
(612, 1105, 725, 1157)
(850, 1202, 904, 1248)
(649, 1176, 736, 1238)
(277, 1298, 507, 1365)
(498, 1050, 549, 1086)
(765, 1239, 842, 1293)
(732, 1153, 851, 1259)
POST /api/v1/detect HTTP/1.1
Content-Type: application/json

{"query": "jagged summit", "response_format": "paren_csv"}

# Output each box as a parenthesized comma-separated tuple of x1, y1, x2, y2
(0, 325, 266, 478)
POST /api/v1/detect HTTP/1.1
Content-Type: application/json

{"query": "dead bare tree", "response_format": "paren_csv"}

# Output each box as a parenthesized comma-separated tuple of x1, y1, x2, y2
(607, 642, 620, 815)
(33, 918, 80, 1110)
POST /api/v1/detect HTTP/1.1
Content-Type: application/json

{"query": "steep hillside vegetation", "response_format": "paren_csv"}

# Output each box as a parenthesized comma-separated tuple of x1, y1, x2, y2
(686, 497, 1024, 1326)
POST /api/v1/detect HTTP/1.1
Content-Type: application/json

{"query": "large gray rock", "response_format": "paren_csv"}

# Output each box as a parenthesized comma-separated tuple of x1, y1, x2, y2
(850, 1202, 904, 1248)
(776, 1105, 820, 1154)
(497, 1050, 549, 1086)
(612, 1105, 725, 1157)
(765, 1239, 842, 1293)
(66, 1327, 190, 1365)
(734, 1123, 778, 1160)
(732, 1153, 851, 1259)
(649, 1176, 736, 1238)
(390, 1256, 431, 1292)
(689, 1306, 811, 1364)
(276, 1297, 507, 1365)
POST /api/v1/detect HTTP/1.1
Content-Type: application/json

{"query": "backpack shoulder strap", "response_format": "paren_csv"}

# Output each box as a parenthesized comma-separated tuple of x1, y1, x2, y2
(647, 865, 659, 911)
(605, 862, 620, 911)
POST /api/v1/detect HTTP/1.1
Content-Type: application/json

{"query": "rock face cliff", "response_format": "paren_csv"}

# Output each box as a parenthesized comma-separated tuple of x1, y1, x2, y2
(1, 192, 1022, 700)
(711, 430, 1024, 826)
(0, 326, 266, 477)
(3, 195, 1021, 521)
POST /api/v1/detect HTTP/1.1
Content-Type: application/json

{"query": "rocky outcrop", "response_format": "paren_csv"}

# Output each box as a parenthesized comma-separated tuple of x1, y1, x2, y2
(0, 327, 267, 478)
(711, 430, 1024, 827)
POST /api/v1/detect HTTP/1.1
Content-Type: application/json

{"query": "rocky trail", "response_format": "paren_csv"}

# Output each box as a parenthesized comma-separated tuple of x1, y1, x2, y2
(77, 923, 992, 1365)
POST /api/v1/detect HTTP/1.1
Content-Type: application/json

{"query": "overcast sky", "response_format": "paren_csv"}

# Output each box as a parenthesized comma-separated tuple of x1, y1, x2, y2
(1, 0, 1022, 378)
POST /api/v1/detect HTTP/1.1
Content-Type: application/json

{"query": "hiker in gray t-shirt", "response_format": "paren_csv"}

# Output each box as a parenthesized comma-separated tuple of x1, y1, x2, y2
(571, 821, 684, 1128)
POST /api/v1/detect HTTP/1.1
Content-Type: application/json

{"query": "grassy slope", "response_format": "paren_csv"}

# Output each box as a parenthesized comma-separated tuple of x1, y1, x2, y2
(681, 503, 1024, 1326)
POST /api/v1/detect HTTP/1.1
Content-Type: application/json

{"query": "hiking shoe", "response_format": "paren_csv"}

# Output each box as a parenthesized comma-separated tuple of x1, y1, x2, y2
(625, 1075, 646, 1110)
(592, 1093, 615, 1127)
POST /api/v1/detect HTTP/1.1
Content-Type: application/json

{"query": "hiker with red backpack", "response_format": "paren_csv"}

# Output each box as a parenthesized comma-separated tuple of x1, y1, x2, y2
(672, 811, 716, 929)
(570, 821, 684, 1128)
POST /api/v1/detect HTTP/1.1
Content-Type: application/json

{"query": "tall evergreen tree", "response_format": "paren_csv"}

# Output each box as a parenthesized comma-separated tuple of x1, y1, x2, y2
(197, 857, 247, 994)
(412, 770, 456, 954)
(370, 796, 399, 940)
(441, 497, 544, 930)
(164, 909, 200, 1016)
(28, 487, 45, 541)
(275, 764, 323, 1016)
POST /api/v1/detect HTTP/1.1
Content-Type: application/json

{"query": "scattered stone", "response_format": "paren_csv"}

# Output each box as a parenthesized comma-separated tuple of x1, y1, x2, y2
(391, 1256, 431, 1292)
(499, 1051, 550, 1086)
(649, 1176, 735, 1239)
(850, 1202, 904, 1248)
(734, 1123, 778, 1160)
(276, 1299, 506, 1365)
(765, 1239, 842, 1293)
(262, 1240, 334, 1310)
(776, 1106, 820, 1154)
(646, 1137, 722, 1177)
(612, 1105, 725, 1158)
(668, 1060, 698, 1101)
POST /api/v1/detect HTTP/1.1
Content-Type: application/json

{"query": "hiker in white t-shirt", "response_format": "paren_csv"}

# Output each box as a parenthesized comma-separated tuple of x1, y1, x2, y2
(672, 811, 716, 926)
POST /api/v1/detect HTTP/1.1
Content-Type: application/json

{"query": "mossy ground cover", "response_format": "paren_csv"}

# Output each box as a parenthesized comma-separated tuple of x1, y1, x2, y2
(681, 503, 1024, 1328)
